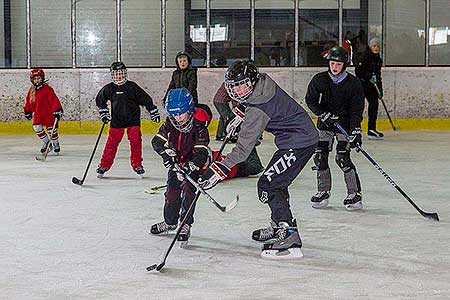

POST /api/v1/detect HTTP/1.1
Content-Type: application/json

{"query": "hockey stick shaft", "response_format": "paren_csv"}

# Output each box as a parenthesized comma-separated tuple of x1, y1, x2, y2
(334, 122, 439, 221)
(72, 122, 106, 185)
(147, 190, 201, 272)
(372, 83, 398, 131)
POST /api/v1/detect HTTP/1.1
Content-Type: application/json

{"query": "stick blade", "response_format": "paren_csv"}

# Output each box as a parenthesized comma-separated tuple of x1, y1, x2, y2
(72, 177, 83, 185)
(225, 195, 239, 212)
(146, 264, 158, 272)
(35, 155, 46, 162)
(423, 212, 439, 221)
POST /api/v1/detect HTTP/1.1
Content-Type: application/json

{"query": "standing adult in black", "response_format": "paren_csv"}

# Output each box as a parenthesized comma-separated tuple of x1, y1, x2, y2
(355, 37, 384, 140)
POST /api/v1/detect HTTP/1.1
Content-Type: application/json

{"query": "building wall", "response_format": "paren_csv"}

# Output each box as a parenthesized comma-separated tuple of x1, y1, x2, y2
(1, 67, 449, 132)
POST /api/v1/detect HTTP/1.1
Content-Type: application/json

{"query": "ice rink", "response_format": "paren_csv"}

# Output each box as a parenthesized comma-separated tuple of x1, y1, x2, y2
(1, 131, 450, 300)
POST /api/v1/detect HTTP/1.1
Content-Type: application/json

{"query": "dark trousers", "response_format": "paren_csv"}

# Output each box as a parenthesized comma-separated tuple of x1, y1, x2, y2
(213, 101, 233, 138)
(257, 145, 316, 224)
(163, 170, 199, 226)
(364, 85, 379, 131)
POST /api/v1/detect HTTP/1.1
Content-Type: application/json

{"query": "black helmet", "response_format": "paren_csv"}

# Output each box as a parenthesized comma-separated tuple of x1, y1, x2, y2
(326, 47, 349, 64)
(224, 60, 259, 102)
(110, 62, 127, 85)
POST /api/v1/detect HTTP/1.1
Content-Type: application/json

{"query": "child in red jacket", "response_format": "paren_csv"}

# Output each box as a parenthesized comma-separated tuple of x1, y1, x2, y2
(24, 68, 63, 154)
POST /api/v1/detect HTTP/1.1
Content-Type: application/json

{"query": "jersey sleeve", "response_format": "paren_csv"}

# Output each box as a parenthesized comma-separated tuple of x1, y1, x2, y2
(48, 86, 63, 113)
(134, 83, 156, 112)
(95, 85, 110, 110)
(151, 119, 170, 155)
(24, 87, 33, 113)
(305, 75, 325, 117)
(189, 123, 210, 169)
(349, 79, 365, 131)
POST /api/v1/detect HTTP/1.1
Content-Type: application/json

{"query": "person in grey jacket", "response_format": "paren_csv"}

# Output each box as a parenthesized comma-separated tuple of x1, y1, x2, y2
(198, 60, 319, 260)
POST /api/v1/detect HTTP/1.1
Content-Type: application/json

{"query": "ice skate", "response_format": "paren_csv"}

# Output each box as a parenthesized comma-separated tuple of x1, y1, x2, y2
(368, 129, 384, 140)
(343, 192, 363, 211)
(53, 142, 60, 155)
(252, 220, 277, 242)
(261, 220, 303, 260)
(96, 166, 108, 178)
(311, 191, 330, 209)
(40, 140, 53, 154)
(134, 166, 145, 178)
(177, 224, 191, 248)
(149, 221, 177, 235)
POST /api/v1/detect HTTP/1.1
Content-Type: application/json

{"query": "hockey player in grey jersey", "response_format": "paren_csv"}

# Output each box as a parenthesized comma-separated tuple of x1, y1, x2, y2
(198, 60, 319, 259)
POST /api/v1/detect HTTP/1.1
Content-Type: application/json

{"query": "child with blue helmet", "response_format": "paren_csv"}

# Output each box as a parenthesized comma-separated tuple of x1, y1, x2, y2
(150, 87, 211, 246)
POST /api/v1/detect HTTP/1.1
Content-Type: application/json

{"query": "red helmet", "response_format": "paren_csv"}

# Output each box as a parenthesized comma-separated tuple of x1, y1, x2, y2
(30, 68, 45, 82)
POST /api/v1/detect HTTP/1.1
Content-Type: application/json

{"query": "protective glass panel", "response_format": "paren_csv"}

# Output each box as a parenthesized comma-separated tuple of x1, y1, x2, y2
(429, 0, 450, 65)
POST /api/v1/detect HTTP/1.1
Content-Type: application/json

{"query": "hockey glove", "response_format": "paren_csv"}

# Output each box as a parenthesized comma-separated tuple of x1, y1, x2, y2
(99, 108, 111, 124)
(198, 161, 230, 190)
(53, 109, 63, 120)
(160, 148, 178, 169)
(24, 111, 33, 120)
(149, 107, 160, 123)
(226, 104, 246, 138)
(369, 74, 377, 86)
(320, 112, 339, 128)
(348, 128, 362, 149)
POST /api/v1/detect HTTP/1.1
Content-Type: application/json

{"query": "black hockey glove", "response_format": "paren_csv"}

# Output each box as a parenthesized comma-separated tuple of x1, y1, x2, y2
(99, 108, 111, 124)
(160, 148, 178, 169)
(53, 109, 63, 120)
(348, 128, 362, 149)
(149, 107, 160, 123)
(320, 112, 339, 128)
(226, 104, 246, 138)
(24, 111, 33, 120)
(181, 160, 201, 176)
(198, 161, 230, 190)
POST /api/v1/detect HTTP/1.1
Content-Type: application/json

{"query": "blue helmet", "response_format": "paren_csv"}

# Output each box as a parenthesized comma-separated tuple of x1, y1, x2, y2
(165, 88, 195, 132)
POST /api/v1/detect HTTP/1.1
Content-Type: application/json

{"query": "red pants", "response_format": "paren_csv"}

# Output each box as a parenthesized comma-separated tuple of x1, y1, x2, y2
(100, 126, 143, 170)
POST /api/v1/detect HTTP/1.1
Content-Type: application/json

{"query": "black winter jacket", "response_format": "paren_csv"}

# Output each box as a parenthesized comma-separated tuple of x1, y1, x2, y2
(355, 46, 383, 91)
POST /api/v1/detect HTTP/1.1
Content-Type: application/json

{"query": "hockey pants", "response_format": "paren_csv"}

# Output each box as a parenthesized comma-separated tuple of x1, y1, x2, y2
(99, 126, 142, 170)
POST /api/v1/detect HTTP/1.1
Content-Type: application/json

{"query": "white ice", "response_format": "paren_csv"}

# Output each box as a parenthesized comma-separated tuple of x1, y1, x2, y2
(1, 131, 450, 300)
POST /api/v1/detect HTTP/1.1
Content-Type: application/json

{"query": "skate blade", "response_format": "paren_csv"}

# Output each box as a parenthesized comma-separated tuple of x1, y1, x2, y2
(311, 198, 329, 209)
(97, 174, 104, 179)
(368, 136, 384, 140)
(344, 202, 363, 211)
(179, 240, 189, 248)
(261, 247, 304, 260)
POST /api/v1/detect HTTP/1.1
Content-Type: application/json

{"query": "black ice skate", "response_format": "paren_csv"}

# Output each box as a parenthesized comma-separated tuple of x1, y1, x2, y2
(134, 166, 145, 178)
(177, 224, 191, 248)
(149, 221, 177, 235)
(40, 140, 53, 154)
(53, 142, 60, 154)
(261, 220, 303, 260)
(368, 129, 384, 140)
(252, 220, 277, 242)
(96, 166, 108, 178)
(311, 191, 330, 209)
(343, 192, 363, 211)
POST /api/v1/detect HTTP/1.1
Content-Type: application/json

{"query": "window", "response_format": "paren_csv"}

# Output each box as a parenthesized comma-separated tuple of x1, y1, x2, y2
(211, 0, 250, 67)
(1, 0, 27, 67)
(429, 0, 450, 65)
(255, 0, 295, 67)
(31, 0, 71, 67)
(76, 0, 116, 67)
(385, 0, 425, 65)
(299, 0, 338, 66)
(122, 0, 161, 67)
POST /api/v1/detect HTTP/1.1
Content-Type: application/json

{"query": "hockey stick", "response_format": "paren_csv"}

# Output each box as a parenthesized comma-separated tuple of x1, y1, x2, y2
(36, 117, 59, 162)
(334, 122, 439, 221)
(72, 122, 106, 185)
(174, 164, 239, 213)
(144, 135, 232, 194)
(372, 83, 399, 131)
(147, 190, 201, 272)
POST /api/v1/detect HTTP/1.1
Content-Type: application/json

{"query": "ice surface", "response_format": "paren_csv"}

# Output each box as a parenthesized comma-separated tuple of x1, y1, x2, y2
(1, 131, 449, 300)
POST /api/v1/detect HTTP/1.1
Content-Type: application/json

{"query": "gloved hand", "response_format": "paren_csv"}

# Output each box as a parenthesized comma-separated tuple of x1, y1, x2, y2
(348, 128, 362, 149)
(24, 112, 33, 120)
(320, 112, 339, 128)
(182, 160, 200, 174)
(198, 161, 230, 190)
(53, 109, 63, 120)
(160, 148, 178, 169)
(369, 74, 377, 86)
(149, 107, 160, 123)
(99, 108, 111, 124)
(226, 104, 246, 138)
(378, 88, 384, 99)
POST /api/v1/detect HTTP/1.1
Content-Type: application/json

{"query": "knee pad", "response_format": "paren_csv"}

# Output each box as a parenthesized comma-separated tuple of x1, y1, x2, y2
(32, 124, 44, 134)
(335, 142, 354, 173)
(313, 141, 330, 171)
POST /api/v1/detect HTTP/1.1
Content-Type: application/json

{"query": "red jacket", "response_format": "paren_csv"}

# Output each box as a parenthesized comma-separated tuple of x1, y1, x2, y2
(24, 85, 62, 126)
